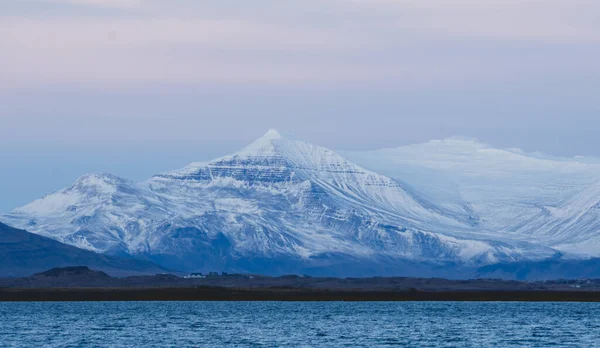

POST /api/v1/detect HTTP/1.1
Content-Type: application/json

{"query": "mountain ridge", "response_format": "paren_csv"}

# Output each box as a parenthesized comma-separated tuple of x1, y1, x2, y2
(0, 222, 167, 277)
(2, 130, 594, 277)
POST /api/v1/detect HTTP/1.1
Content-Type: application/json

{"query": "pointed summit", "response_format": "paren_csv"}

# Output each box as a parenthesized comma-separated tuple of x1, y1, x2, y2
(235, 129, 286, 157)
(262, 128, 282, 140)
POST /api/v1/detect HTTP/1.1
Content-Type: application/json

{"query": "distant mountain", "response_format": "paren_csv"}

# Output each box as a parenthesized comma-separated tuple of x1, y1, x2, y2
(3, 130, 594, 278)
(0, 222, 166, 277)
(3, 266, 598, 292)
(344, 137, 600, 259)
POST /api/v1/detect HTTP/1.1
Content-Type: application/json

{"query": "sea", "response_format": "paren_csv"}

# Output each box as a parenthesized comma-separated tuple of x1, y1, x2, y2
(1, 301, 599, 347)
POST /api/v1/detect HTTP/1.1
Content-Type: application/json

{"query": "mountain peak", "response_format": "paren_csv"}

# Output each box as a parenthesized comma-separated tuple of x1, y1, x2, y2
(73, 172, 128, 186)
(263, 128, 282, 140)
(160, 129, 290, 176)
(235, 129, 286, 158)
(67, 173, 132, 197)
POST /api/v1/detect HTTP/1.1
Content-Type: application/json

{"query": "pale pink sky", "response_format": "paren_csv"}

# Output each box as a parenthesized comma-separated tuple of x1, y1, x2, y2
(1, 0, 599, 211)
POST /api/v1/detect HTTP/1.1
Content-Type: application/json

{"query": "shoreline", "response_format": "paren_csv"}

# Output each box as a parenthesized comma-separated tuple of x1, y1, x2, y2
(2, 288, 600, 302)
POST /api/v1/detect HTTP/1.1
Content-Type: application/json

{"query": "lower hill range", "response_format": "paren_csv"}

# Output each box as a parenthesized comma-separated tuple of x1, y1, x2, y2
(2, 266, 600, 302)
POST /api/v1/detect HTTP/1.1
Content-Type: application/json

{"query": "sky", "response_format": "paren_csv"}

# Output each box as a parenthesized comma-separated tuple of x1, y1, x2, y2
(1, 0, 600, 212)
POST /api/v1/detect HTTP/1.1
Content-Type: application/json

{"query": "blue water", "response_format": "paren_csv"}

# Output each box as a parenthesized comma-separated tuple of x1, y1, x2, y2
(1, 302, 599, 347)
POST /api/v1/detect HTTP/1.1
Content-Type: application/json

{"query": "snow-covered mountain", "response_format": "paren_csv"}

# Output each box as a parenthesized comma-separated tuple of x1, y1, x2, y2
(344, 137, 600, 258)
(1, 130, 562, 277)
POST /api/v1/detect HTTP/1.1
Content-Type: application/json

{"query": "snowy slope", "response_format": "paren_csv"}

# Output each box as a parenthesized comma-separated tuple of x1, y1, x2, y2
(344, 137, 600, 257)
(1, 130, 561, 275)
(5, 173, 174, 253)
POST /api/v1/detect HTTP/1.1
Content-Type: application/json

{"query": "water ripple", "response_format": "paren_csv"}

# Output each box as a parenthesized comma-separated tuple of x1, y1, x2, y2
(0, 301, 599, 347)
